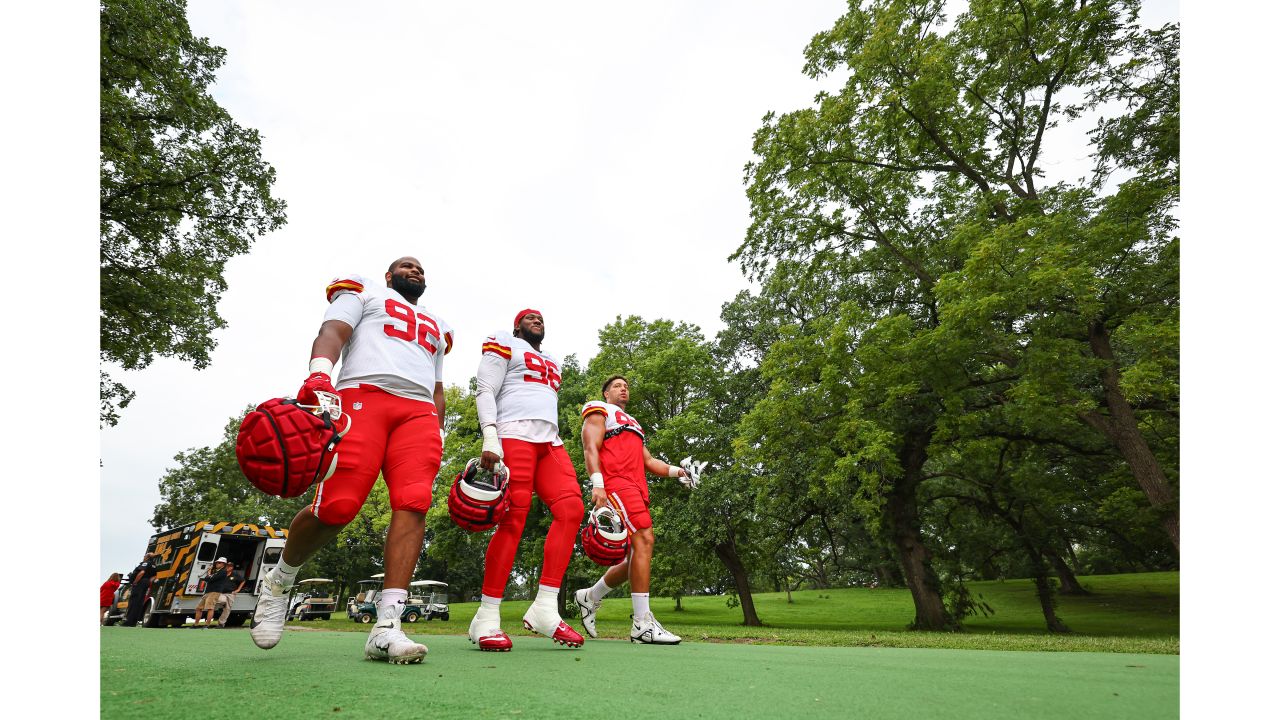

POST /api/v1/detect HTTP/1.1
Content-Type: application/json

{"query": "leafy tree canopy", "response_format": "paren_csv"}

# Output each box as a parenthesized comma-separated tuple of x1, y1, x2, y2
(101, 0, 286, 426)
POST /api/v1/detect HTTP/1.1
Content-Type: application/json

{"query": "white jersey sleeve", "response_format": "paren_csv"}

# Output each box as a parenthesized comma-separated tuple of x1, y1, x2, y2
(479, 331, 562, 426)
(323, 291, 364, 328)
(322, 273, 449, 403)
(475, 349, 506, 429)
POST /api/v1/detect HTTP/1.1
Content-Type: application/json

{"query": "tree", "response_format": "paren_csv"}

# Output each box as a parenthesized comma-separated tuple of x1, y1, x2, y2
(736, 0, 1178, 630)
(100, 0, 287, 426)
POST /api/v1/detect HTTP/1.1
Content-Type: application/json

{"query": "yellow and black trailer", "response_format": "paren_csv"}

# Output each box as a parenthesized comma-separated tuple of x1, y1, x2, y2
(105, 520, 288, 628)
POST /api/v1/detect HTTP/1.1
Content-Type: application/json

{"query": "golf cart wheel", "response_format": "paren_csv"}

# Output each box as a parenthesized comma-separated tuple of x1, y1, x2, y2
(405, 611, 419, 623)
(320, 614, 331, 620)
(440, 612, 449, 621)
(358, 612, 373, 624)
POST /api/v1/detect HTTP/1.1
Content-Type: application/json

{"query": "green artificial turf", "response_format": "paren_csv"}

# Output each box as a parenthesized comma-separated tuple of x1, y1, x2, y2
(286, 571, 1179, 654)
(101, 627, 1177, 719)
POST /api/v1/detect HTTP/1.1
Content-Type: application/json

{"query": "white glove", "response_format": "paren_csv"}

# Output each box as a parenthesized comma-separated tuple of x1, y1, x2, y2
(481, 425, 504, 459)
(679, 456, 706, 489)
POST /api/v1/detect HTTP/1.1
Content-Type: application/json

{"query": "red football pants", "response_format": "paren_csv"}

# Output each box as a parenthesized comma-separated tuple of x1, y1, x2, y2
(481, 439, 584, 597)
(605, 478, 652, 533)
(309, 385, 441, 525)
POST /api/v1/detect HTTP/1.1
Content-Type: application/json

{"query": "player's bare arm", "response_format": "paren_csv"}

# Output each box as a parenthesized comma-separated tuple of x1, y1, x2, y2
(299, 318, 354, 404)
(309, 318, 354, 363)
(434, 381, 446, 420)
(582, 413, 608, 508)
(642, 446, 687, 480)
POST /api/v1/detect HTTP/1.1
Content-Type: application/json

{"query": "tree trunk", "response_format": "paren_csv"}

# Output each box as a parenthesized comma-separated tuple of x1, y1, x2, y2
(1023, 540, 1070, 633)
(1082, 321, 1179, 551)
(714, 540, 762, 626)
(875, 561, 901, 587)
(886, 427, 953, 631)
(674, 593, 683, 612)
(1065, 542, 1083, 573)
(1048, 552, 1088, 595)
(813, 556, 830, 589)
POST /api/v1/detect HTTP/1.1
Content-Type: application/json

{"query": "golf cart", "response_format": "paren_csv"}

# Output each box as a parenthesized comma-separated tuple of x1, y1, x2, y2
(345, 574, 428, 624)
(409, 580, 450, 621)
(289, 578, 337, 621)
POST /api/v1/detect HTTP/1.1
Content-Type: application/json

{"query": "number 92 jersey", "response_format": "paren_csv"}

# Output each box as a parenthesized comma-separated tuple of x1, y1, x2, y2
(324, 274, 453, 403)
(481, 331, 562, 425)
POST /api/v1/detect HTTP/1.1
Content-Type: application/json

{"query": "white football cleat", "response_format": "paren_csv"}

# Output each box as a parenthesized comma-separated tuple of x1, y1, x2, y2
(630, 612, 681, 645)
(522, 601, 584, 647)
(468, 606, 513, 652)
(250, 574, 291, 649)
(364, 619, 428, 664)
(573, 588, 601, 639)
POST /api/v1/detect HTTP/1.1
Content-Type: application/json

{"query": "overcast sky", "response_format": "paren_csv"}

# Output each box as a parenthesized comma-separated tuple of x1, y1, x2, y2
(99, 0, 1179, 579)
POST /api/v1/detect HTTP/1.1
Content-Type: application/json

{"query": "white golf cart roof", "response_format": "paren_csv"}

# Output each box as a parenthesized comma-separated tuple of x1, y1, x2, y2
(409, 580, 448, 588)
(296, 578, 333, 584)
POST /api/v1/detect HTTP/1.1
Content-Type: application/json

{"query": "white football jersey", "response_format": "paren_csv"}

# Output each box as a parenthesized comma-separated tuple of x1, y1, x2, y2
(480, 331, 562, 426)
(323, 274, 453, 403)
(580, 401, 645, 441)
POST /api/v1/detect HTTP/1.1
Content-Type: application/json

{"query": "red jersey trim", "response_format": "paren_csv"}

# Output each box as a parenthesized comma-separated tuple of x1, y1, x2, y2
(482, 342, 512, 359)
(444, 331, 454, 355)
(325, 279, 364, 302)
(581, 406, 607, 419)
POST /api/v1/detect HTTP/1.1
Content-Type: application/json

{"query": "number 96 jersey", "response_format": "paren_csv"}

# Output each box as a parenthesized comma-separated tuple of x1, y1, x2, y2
(481, 331, 562, 425)
(324, 274, 453, 403)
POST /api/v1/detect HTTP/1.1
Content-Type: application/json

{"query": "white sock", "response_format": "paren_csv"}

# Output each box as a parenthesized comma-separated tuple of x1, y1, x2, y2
(271, 559, 301, 588)
(535, 584, 559, 607)
(378, 588, 407, 622)
(478, 595, 502, 616)
(632, 593, 650, 618)
(588, 576, 614, 603)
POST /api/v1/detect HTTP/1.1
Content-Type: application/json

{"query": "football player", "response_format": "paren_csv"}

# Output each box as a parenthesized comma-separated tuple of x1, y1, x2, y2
(468, 310, 586, 650)
(573, 375, 695, 645)
(250, 256, 452, 665)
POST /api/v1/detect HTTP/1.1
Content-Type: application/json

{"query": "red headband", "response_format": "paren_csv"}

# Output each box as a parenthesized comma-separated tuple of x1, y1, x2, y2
(514, 308, 542, 329)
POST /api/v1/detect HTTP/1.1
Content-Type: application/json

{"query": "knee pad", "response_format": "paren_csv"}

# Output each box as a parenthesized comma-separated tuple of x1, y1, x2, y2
(317, 498, 360, 526)
(507, 485, 533, 513)
(549, 495, 584, 525)
(498, 501, 531, 531)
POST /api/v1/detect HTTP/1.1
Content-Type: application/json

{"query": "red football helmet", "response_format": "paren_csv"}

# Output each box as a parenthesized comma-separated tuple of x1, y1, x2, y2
(235, 393, 350, 498)
(448, 458, 511, 532)
(580, 506, 630, 566)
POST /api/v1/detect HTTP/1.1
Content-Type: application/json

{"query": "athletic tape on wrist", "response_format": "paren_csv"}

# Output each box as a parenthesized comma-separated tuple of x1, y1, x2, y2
(590, 472, 604, 489)
(309, 357, 334, 376)
(667, 464, 680, 477)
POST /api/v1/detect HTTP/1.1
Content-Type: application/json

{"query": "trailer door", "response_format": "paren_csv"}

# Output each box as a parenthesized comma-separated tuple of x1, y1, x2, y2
(185, 533, 222, 595)
(255, 537, 287, 595)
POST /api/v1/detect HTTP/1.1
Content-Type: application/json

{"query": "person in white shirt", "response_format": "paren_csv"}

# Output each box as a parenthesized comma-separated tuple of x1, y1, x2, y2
(467, 309, 586, 651)
(250, 256, 451, 665)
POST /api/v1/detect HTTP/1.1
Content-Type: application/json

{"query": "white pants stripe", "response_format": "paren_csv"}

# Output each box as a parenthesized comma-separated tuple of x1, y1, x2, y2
(609, 492, 637, 534)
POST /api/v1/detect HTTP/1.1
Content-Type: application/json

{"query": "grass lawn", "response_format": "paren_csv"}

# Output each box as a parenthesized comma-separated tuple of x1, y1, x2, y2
(101, 628, 1178, 719)
(285, 571, 1178, 654)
